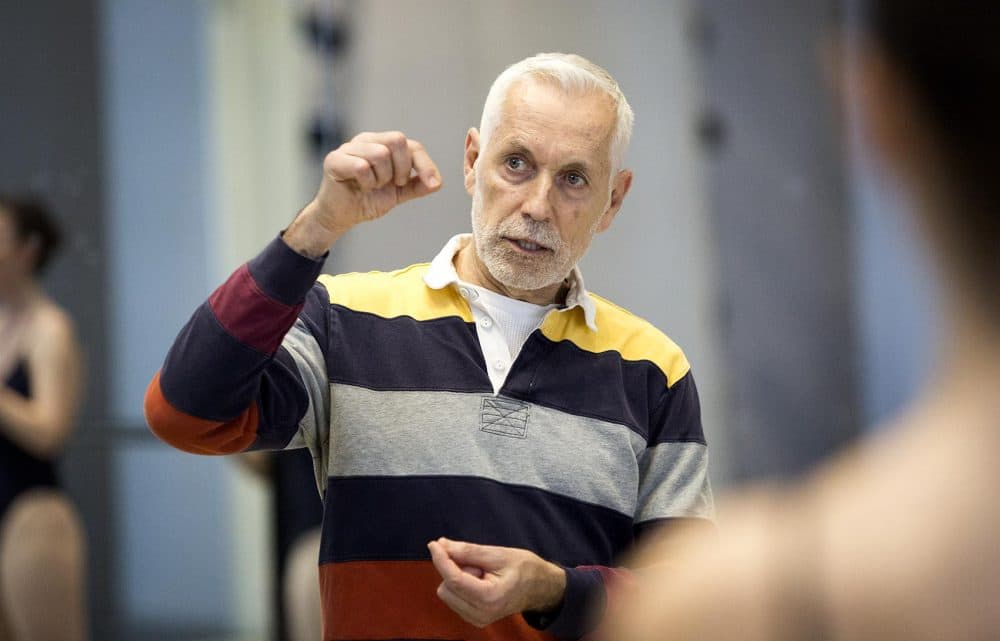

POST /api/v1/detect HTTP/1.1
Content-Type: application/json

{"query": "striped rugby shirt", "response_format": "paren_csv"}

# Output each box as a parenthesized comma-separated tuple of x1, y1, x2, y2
(145, 234, 714, 641)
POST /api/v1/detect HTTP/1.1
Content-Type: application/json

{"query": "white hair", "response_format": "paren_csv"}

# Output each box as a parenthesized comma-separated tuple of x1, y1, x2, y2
(478, 52, 635, 174)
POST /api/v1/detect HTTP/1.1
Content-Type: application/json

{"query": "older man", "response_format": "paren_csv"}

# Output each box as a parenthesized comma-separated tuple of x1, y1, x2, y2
(145, 53, 713, 641)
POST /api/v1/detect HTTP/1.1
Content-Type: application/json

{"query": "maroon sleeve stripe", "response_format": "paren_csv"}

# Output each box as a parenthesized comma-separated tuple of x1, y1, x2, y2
(208, 263, 303, 354)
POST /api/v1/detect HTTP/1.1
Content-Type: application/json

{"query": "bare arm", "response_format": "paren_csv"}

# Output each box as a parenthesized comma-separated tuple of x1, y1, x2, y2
(606, 416, 999, 641)
(0, 305, 82, 459)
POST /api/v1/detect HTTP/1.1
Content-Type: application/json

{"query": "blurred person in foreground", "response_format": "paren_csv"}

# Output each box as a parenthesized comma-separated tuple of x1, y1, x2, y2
(609, 3, 1000, 640)
(145, 52, 713, 640)
(0, 197, 87, 641)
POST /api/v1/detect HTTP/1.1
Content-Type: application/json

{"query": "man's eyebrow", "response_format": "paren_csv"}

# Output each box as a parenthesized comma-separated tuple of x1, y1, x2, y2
(499, 140, 535, 158)
(562, 160, 593, 174)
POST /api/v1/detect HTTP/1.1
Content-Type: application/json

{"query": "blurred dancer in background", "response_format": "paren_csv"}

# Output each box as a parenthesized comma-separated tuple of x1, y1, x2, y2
(240, 450, 323, 641)
(611, 3, 1000, 639)
(0, 196, 87, 641)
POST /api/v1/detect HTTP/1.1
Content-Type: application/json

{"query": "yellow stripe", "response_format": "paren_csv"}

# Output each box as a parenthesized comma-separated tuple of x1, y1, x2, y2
(540, 293, 691, 387)
(317, 264, 473, 322)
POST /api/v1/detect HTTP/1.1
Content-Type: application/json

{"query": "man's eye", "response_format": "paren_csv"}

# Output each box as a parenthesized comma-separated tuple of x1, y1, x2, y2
(566, 172, 587, 186)
(505, 157, 526, 171)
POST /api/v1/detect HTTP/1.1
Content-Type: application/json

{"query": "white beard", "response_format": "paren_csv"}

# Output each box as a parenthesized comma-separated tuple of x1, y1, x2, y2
(470, 184, 578, 292)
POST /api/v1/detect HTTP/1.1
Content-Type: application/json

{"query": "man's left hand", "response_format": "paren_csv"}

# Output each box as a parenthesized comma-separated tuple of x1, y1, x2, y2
(427, 537, 567, 628)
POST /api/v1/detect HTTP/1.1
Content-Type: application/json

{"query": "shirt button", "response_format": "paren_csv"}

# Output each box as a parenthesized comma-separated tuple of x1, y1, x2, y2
(479, 317, 493, 329)
(458, 287, 471, 299)
(493, 359, 506, 372)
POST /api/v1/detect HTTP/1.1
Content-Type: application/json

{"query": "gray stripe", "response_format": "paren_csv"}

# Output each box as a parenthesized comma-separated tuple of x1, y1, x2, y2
(327, 384, 647, 517)
(281, 320, 331, 498)
(636, 441, 714, 522)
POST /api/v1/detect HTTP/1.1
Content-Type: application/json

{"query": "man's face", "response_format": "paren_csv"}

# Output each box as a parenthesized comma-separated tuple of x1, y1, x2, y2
(464, 80, 631, 294)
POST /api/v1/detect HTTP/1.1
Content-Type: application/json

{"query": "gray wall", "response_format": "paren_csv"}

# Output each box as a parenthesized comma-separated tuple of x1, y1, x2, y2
(0, 3, 109, 418)
(101, 0, 234, 637)
(0, 1, 112, 636)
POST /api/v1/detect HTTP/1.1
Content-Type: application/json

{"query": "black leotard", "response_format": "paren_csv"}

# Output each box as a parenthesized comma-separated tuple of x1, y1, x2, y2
(0, 362, 58, 520)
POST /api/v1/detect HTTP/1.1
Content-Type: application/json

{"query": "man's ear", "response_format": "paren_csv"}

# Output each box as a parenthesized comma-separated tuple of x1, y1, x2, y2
(596, 169, 633, 233)
(464, 128, 481, 196)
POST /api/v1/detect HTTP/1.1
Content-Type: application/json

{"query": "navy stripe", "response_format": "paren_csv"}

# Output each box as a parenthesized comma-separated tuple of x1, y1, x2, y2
(248, 346, 311, 450)
(326, 306, 492, 393)
(503, 333, 686, 443)
(160, 302, 309, 427)
(523, 566, 604, 638)
(247, 235, 326, 306)
(320, 309, 704, 444)
(298, 282, 330, 339)
(648, 371, 705, 445)
(319, 475, 633, 567)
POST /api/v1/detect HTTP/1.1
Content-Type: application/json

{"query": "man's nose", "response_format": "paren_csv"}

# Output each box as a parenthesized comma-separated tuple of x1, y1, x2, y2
(521, 174, 555, 222)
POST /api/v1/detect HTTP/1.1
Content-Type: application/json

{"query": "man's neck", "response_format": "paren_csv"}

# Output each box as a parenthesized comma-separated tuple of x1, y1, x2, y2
(454, 242, 568, 306)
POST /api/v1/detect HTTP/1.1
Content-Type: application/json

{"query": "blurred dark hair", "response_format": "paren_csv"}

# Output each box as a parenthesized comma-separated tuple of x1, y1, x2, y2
(868, 2, 1000, 305)
(0, 195, 63, 275)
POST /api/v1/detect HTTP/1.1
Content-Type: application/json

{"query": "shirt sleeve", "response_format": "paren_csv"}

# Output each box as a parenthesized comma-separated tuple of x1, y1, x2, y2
(144, 235, 330, 456)
(525, 370, 715, 640)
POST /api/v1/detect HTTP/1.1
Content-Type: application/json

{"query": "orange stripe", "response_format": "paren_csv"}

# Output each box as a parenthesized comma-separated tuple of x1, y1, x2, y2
(319, 560, 559, 641)
(143, 371, 259, 455)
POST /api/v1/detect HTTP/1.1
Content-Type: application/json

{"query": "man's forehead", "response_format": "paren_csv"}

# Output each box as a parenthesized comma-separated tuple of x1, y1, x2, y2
(492, 80, 615, 163)
(502, 79, 615, 125)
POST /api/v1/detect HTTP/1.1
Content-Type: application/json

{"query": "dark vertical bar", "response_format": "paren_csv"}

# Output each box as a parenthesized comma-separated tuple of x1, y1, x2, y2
(693, 0, 861, 481)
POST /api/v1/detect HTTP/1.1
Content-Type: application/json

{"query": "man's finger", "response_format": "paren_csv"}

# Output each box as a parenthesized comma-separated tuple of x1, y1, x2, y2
(438, 537, 505, 570)
(428, 540, 466, 582)
(408, 139, 442, 190)
(325, 146, 377, 191)
(397, 174, 441, 204)
(383, 131, 412, 187)
(345, 141, 395, 188)
(429, 540, 492, 602)
(352, 131, 412, 186)
(436, 583, 490, 628)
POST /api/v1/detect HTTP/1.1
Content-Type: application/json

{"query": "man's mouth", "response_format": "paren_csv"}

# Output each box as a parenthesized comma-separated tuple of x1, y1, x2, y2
(505, 237, 551, 253)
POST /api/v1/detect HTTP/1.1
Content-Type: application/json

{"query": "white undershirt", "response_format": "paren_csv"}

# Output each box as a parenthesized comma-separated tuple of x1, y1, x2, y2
(455, 280, 557, 394)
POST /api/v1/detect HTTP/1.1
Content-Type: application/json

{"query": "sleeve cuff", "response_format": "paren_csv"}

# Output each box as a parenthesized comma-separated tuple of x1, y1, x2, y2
(245, 234, 328, 307)
(523, 566, 606, 640)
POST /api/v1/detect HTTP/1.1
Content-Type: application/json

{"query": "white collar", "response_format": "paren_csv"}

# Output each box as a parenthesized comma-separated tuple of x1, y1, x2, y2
(423, 233, 598, 332)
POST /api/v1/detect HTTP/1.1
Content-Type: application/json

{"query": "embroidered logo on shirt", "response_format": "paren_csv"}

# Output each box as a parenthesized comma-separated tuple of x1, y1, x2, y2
(480, 397, 530, 438)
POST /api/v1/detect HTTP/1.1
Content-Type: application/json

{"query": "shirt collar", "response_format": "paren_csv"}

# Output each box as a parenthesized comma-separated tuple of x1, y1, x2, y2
(423, 233, 598, 331)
